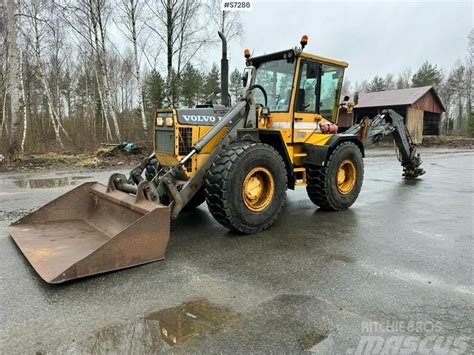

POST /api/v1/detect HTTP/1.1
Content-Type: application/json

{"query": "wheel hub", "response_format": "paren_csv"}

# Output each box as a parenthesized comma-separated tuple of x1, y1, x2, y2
(243, 167, 275, 212)
(337, 159, 356, 194)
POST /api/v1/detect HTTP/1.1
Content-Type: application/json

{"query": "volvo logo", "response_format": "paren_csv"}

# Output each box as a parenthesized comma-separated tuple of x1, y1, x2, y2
(181, 115, 223, 123)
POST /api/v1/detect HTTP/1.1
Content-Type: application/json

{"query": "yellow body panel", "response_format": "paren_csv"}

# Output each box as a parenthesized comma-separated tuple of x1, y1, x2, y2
(156, 153, 180, 166)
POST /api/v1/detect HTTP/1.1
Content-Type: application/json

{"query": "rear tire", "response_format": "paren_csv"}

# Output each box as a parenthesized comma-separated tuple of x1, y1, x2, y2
(306, 141, 363, 211)
(205, 142, 287, 234)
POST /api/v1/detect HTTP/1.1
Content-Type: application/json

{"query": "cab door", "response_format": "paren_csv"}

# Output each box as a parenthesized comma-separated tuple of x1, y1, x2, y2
(293, 60, 344, 143)
(292, 59, 321, 143)
(319, 64, 345, 123)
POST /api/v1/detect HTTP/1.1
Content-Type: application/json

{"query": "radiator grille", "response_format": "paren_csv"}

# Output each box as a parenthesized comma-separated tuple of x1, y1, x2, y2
(155, 127, 174, 154)
(178, 128, 192, 155)
(178, 127, 193, 172)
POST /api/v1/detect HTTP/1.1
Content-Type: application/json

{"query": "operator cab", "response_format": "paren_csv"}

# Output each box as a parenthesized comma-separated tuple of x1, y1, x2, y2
(246, 43, 348, 143)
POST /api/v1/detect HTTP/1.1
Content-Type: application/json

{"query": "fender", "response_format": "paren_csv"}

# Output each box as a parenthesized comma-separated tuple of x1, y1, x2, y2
(251, 129, 296, 190)
(303, 134, 365, 167)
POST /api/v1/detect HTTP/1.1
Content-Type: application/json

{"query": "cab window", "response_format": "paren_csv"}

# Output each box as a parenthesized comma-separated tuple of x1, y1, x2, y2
(296, 60, 319, 113)
(320, 64, 344, 121)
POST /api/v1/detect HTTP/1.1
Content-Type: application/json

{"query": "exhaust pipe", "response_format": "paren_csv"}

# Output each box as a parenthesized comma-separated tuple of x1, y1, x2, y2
(218, 31, 230, 107)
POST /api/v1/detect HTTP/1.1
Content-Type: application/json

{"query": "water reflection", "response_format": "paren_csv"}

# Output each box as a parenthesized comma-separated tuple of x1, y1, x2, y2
(14, 176, 91, 189)
(44, 299, 239, 354)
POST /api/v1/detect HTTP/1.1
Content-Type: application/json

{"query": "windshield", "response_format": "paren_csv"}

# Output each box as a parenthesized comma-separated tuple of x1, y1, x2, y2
(254, 59, 295, 112)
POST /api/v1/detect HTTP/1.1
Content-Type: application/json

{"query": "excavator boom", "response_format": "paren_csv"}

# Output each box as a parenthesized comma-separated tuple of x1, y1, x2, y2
(345, 109, 425, 178)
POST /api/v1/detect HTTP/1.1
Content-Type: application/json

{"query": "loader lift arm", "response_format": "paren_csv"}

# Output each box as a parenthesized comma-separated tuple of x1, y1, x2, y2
(116, 98, 252, 220)
(345, 109, 425, 178)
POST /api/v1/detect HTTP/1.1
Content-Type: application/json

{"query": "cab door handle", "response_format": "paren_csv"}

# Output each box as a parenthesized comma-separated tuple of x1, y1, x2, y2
(295, 117, 303, 121)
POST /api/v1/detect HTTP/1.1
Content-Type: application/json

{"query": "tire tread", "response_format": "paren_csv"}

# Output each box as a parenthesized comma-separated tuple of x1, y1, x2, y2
(205, 142, 287, 233)
(306, 141, 364, 211)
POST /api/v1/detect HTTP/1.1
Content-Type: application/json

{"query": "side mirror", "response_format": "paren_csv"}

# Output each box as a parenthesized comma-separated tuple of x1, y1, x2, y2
(242, 72, 249, 88)
(242, 67, 255, 93)
(339, 95, 351, 110)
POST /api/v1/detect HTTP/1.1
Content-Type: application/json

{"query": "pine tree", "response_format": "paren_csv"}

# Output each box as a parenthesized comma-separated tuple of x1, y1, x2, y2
(229, 68, 243, 103)
(468, 111, 474, 137)
(170, 69, 181, 107)
(144, 70, 165, 112)
(412, 61, 443, 88)
(367, 76, 386, 92)
(180, 64, 203, 107)
(195, 69, 206, 104)
(203, 64, 220, 102)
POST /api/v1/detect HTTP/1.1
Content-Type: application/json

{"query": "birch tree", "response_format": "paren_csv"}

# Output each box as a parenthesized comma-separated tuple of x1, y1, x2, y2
(465, 29, 473, 125)
(90, 0, 122, 141)
(396, 68, 412, 89)
(21, 0, 69, 147)
(146, 0, 207, 106)
(19, 49, 27, 152)
(206, 0, 243, 43)
(0, 0, 7, 144)
(60, 0, 122, 141)
(55, 0, 108, 141)
(6, 0, 22, 160)
(116, 0, 148, 135)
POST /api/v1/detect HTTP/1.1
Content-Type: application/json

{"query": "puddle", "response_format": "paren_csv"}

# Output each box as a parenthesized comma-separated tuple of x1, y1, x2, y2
(272, 238, 306, 249)
(14, 176, 91, 189)
(148, 298, 238, 346)
(325, 254, 355, 264)
(300, 333, 327, 350)
(42, 299, 239, 354)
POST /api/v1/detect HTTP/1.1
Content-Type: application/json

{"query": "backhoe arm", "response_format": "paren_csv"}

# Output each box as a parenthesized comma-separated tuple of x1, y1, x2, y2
(346, 109, 425, 178)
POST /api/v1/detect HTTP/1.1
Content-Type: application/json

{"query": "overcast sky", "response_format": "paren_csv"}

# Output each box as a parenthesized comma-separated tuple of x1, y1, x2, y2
(207, 1, 472, 85)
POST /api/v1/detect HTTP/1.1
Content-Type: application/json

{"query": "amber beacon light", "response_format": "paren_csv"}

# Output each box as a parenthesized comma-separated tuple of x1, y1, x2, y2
(300, 35, 308, 49)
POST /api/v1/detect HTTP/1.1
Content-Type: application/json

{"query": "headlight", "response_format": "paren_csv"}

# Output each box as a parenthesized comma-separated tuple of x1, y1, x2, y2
(156, 117, 164, 126)
(165, 116, 173, 126)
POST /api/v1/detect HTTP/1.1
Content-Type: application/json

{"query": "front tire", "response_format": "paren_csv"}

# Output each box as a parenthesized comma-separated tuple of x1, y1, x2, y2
(205, 142, 287, 234)
(306, 141, 364, 211)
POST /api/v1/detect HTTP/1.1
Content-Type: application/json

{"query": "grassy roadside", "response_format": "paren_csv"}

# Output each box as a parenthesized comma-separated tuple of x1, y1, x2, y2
(0, 147, 146, 172)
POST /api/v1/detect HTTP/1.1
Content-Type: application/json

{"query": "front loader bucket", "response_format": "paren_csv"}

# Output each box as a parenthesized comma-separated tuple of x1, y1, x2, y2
(8, 181, 170, 284)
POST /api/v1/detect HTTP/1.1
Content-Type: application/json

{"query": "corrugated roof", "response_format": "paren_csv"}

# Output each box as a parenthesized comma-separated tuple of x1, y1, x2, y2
(355, 86, 441, 109)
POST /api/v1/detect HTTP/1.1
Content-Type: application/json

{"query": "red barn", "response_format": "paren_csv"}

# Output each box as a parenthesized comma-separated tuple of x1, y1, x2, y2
(339, 86, 445, 144)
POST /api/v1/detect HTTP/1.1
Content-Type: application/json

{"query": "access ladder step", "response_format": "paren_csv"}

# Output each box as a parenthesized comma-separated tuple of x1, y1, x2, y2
(293, 167, 307, 187)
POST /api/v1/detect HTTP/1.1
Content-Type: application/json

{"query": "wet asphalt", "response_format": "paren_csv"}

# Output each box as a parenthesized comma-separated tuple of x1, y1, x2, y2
(0, 147, 472, 354)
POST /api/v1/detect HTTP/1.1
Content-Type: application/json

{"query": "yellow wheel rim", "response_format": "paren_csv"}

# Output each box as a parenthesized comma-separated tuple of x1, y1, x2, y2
(337, 160, 357, 194)
(242, 167, 275, 212)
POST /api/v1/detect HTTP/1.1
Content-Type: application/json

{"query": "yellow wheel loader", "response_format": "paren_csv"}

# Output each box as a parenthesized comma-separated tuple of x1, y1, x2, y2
(9, 34, 424, 283)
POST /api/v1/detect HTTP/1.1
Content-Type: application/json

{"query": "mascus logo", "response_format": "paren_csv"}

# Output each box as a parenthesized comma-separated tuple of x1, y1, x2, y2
(181, 115, 223, 123)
